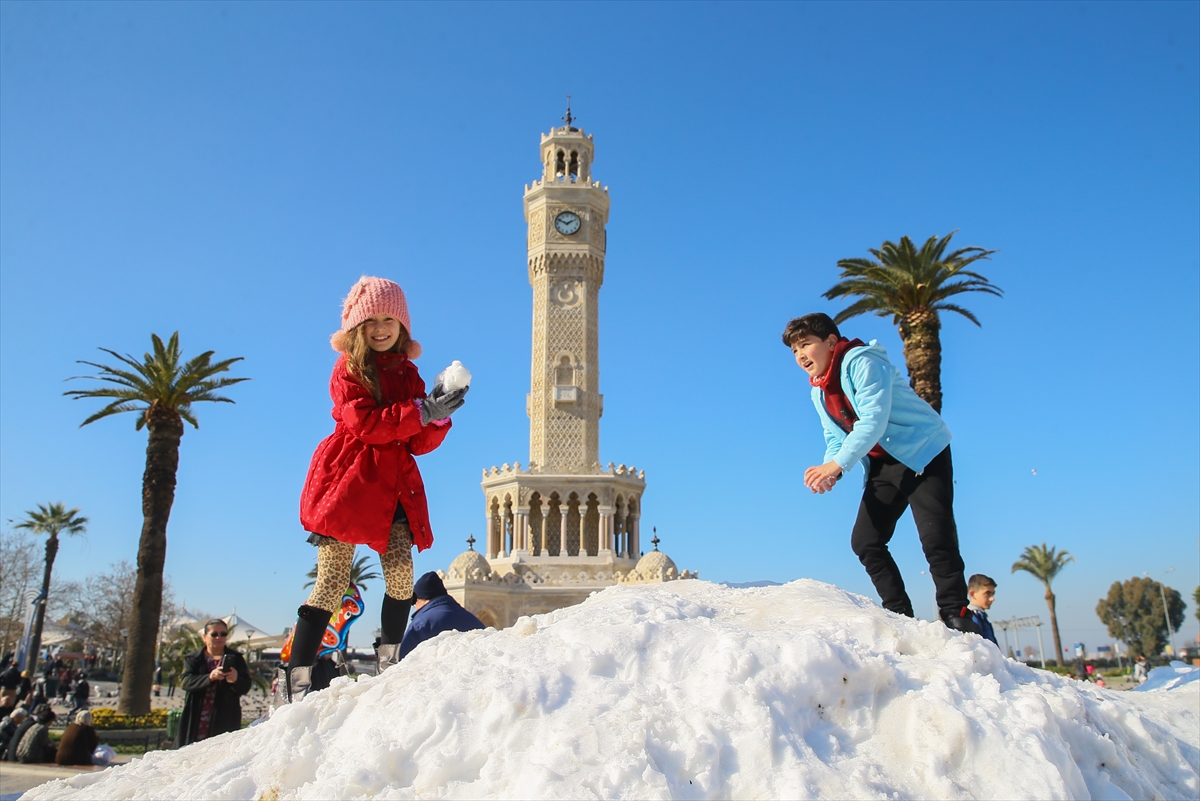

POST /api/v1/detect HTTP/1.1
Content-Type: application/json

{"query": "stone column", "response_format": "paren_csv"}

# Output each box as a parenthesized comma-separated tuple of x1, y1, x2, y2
(486, 512, 497, 559)
(598, 508, 614, 554)
(515, 511, 529, 554)
(557, 504, 567, 557)
(629, 514, 640, 557)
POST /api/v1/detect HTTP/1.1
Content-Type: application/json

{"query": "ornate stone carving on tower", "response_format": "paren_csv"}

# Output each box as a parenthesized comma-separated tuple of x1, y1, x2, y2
(441, 110, 694, 629)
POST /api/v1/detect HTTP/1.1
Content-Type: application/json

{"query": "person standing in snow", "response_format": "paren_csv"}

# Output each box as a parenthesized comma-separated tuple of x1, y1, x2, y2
(966, 574, 998, 646)
(282, 276, 467, 702)
(398, 573, 485, 661)
(783, 313, 979, 634)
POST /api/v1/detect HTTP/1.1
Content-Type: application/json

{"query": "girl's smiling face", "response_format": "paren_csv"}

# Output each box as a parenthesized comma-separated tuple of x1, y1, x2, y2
(363, 314, 403, 352)
(791, 334, 839, 378)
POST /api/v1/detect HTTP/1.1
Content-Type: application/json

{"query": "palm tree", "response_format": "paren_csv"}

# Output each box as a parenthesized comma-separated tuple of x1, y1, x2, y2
(65, 332, 247, 715)
(824, 232, 1001, 412)
(1012, 543, 1074, 667)
(303, 554, 382, 593)
(14, 503, 87, 672)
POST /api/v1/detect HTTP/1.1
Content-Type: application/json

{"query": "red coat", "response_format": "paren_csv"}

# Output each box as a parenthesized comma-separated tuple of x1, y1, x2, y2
(300, 352, 450, 553)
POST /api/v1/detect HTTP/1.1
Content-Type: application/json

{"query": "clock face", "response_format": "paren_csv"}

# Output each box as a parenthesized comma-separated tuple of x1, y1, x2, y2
(554, 211, 581, 235)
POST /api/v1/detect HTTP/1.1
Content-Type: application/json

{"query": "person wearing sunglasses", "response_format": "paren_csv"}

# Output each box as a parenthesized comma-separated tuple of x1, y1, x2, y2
(175, 619, 250, 748)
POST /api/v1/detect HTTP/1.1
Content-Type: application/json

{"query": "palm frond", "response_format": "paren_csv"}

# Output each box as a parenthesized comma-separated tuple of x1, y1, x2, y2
(831, 297, 894, 325)
(930, 303, 982, 326)
(78, 401, 146, 428)
(15, 503, 88, 539)
(825, 232, 1001, 328)
(66, 332, 246, 429)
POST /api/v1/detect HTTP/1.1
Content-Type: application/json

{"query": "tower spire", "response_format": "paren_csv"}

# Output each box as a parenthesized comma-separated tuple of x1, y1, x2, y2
(562, 95, 575, 129)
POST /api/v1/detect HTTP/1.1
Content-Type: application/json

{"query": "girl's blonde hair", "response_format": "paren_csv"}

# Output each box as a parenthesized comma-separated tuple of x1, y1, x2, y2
(341, 322, 414, 404)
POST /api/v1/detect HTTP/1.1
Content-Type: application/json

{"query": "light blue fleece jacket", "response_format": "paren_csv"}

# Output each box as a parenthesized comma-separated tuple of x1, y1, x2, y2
(812, 340, 951, 482)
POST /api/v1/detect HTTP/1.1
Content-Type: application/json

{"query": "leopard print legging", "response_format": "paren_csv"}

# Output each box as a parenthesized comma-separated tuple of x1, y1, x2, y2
(305, 522, 414, 613)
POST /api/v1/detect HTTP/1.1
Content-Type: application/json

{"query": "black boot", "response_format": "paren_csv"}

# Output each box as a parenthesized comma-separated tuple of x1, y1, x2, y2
(285, 604, 332, 702)
(376, 595, 413, 675)
(942, 606, 982, 636)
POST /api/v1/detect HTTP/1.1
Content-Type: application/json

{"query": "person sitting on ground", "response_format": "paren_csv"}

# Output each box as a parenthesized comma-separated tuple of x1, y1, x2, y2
(56, 709, 100, 766)
(397, 572, 485, 663)
(1132, 654, 1148, 683)
(4, 705, 38, 762)
(782, 313, 979, 633)
(14, 704, 56, 763)
(175, 619, 251, 748)
(0, 706, 27, 755)
(967, 574, 998, 646)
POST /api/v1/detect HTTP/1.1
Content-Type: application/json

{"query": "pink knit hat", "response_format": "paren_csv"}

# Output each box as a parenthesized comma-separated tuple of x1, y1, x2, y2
(330, 276, 421, 357)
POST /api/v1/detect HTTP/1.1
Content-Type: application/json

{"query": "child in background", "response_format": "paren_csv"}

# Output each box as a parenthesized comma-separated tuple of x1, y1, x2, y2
(967, 574, 998, 645)
(281, 276, 467, 702)
(783, 313, 979, 634)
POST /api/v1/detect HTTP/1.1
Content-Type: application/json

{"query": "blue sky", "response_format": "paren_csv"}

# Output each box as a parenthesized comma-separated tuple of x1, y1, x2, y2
(2, 1, 1197, 654)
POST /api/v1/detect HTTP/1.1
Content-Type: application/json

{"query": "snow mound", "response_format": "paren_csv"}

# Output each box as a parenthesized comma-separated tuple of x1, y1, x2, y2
(1135, 661, 1200, 694)
(25, 581, 1200, 800)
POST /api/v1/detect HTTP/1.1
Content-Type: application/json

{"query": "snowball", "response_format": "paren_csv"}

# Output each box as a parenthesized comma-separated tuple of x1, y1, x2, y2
(435, 360, 471, 392)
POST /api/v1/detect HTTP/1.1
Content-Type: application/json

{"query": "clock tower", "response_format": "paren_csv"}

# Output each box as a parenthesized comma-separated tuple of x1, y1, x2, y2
(524, 109, 609, 471)
(442, 110, 696, 629)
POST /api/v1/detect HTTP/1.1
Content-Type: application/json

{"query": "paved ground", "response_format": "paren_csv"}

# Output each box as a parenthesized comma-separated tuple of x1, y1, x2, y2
(0, 755, 134, 799)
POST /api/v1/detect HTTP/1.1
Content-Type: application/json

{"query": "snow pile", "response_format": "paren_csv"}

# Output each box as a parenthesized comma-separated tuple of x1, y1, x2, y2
(25, 581, 1200, 800)
(1135, 661, 1200, 693)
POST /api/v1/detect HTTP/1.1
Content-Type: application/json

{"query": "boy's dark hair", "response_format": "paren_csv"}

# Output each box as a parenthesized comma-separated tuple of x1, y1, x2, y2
(781, 313, 841, 347)
(967, 574, 996, 593)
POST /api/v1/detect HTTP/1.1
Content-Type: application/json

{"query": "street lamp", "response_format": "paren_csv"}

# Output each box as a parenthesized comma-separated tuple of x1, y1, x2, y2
(1144, 569, 1177, 658)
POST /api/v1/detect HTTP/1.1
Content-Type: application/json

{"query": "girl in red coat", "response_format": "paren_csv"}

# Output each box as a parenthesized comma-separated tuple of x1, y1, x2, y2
(283, 276, 466, 702)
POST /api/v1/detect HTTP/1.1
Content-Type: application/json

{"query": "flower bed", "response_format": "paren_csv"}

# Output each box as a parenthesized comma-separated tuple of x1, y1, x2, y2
(91, 708, 169, 730)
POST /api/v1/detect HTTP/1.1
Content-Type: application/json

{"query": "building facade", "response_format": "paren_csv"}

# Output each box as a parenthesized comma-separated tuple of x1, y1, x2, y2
(441, 113, 693, 629)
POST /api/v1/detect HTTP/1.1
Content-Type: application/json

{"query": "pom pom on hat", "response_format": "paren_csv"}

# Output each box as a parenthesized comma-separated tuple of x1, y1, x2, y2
(330, 276, 421, 357)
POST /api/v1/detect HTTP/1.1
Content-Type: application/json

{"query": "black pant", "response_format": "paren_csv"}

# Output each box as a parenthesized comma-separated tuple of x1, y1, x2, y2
(850, 446, 967, 618)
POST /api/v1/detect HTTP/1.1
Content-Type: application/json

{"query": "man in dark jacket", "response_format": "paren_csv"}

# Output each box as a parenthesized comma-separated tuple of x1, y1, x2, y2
(0, 660, 20, 703)
(8, 704, 54, 763)
(0, 706, 27, 755)
(175, 620, 251, 748)
(395, 573, 485, 665)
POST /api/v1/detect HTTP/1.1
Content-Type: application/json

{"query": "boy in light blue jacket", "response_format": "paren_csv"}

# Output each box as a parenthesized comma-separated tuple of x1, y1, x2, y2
(783, 313, 979, 634)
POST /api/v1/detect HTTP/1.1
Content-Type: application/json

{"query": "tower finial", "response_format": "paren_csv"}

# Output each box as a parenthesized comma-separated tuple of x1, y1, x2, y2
(651, 526, 660, 551)
(466, 534, 476, 551)
(562, 95, 574, 129)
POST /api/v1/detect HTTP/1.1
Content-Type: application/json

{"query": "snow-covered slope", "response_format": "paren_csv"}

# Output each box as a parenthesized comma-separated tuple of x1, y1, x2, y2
(25, 581, 1199, 800)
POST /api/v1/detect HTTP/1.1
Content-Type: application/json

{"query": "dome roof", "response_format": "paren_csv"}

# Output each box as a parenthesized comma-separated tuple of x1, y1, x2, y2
(448, 548, 492, 581)
(635, 549, 677, 578)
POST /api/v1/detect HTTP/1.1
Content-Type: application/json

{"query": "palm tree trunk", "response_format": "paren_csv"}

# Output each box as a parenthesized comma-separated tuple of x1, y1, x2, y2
(899, 309, 944, 413)
(1045, 588, 1064, 667)
(25, 535, 59, 674)
(118, 405, 183, 716)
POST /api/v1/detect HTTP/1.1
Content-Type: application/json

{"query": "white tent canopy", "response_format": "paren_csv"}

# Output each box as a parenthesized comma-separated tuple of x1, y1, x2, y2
(218, 612, 280, 647)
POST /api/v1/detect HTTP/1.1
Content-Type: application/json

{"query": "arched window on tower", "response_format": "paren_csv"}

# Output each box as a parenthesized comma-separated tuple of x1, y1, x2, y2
(555, 356, 575, 387)
(568, 151, 579, 183)
(555, 149, 566, 180)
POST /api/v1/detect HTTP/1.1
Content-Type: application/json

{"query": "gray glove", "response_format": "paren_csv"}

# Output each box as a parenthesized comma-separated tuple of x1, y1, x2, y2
(418, 384, 468, 425)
